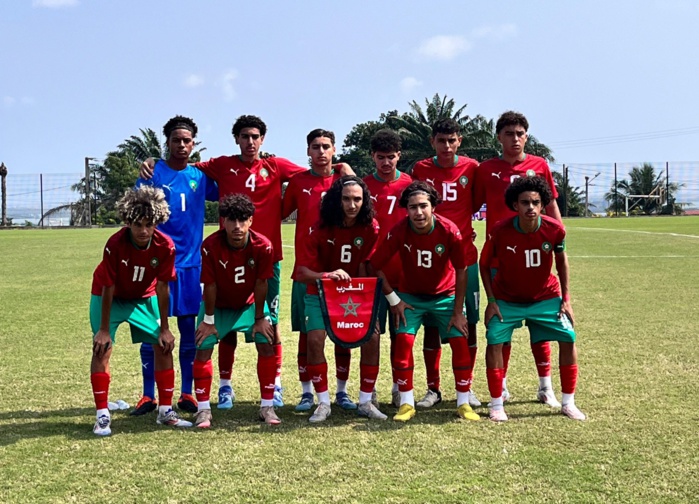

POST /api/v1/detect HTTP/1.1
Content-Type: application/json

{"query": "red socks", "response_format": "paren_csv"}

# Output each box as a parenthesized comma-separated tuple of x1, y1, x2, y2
(360, 364, 379, 394)
(486, 368, 505, 399)
(273, 343, 282, 381)
(155, 368, 175, 408)
(307, 362, 329, 393)
(423, 347, 441, 391)
(193, 359, 213, 403)
(531, 341, 552, 377)
(393, 333, 416, 392)
(334, 345, 351, 381)
(449, 337, 473, 392)
(218, 335, 236, 380)
(258, 354, 277, 400)
(91, 372, 110, 410)
(560, 364, 578, 394)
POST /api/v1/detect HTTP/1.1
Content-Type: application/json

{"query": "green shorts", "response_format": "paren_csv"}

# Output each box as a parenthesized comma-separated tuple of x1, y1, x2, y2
(464, 263, 480, 324)
(290, 281, 307, 333)
(304, 294, 325, 333)
(89, 294, 161, 345)
(485, 297, 576, 345)
(266, 261, 281, 325)
(196, 302, 272, 350)
(397, 292, 466, 342)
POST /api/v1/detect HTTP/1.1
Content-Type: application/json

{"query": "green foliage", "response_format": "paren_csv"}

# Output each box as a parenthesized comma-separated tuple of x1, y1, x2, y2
(205, 201, 219, 224)
(552, 170, 586, 216)
(338, 93, 554, 177)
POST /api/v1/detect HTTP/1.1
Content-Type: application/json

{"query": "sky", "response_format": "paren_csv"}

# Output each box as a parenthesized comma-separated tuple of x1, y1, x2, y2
(3, 0, 699, 208)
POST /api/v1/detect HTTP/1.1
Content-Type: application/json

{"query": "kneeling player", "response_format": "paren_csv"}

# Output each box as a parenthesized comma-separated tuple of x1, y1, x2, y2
(480, 176, 585, 422)
(90, 186, 191, 436)
(297, 176, 387, 422)
(192, 194, 278, 427)
(370, 181, 480, 422)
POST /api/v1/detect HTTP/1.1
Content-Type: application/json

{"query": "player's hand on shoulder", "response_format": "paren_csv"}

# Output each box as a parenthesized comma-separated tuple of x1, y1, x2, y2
(195, 321, 218, 347)
(259, 151, 276, 159)
(139, 157, 156, 180)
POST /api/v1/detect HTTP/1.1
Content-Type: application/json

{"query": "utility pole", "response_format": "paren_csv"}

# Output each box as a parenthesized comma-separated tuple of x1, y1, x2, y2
(84, 157, 96, 227)
(585, 172, 601, 217)
(0, 162, 7, 226)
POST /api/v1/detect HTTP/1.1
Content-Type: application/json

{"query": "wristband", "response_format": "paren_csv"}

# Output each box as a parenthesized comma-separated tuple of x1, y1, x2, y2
(385, 291, 401, 307)
(203, 314, 215, 325)
(487, 297, 496, 303)
(563, 293, 571, 302)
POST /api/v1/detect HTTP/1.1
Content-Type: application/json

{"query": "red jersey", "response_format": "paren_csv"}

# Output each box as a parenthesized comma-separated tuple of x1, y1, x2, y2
(200, 229, 274, 310)
(196, 155, 307, 263)
(370, 215, 466, 297)
(474, 154, 559, 237)
(480, 215, 565, 303)
(91, 228, 176, 299)
(363, 171, 413, 287)
(411, 156, 479, 265)
(282, 170, 342, 279)
(299, 219, 381, 295)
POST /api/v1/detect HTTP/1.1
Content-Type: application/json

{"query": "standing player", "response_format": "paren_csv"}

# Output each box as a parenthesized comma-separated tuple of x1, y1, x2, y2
(141, 115, 307, 409)
(411, 118, 481, 409)
(282, 129, 357, 412)
(90, 186, 192, 436)
(296, 176, 387, 423)
(480, 176, 585, 422)
(370, 181, 480, 422)
(474, 111, 563, 407)
(362, 129, 412, 407)
(191, 194, 279, 427)
(133, 115, 218, 416)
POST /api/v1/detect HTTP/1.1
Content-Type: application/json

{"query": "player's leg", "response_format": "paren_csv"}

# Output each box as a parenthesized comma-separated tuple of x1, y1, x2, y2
(334, 344, 356, 410)
(464, 263, 482, 407)
(392, 294, 425, 422)
(485, 300, 522, 422)
(418, 326, 442, 408)
(192, 347, 214, 429)
(489, 268, 511, 403)
(532, 339, 557, 406)
(432, 295, 479, 421)
(133, 343, 157, 416)
(356, 330, 387, 420)
(217, 332, 237, 410)
(89, 295, 115, 436)
(378, 297, 400, 407)
(268, 261, 284, 408)
(304, 294, 331, 423)
(528, 298, 584, 420)
(130, 296, 191, 428)
(291, 281, 314, 411)
(176, 315, 198, 412)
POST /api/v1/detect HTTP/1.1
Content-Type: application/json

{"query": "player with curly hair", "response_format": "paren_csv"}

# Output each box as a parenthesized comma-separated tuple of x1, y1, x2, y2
(90, 186, 192, 436)
(480, 175, 584, 422)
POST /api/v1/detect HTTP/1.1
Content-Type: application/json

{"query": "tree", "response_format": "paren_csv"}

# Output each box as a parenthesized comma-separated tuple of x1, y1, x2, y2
(338, 93, 555, 177)
(552, 170, 586, 217)
(605, 163, 683, 215)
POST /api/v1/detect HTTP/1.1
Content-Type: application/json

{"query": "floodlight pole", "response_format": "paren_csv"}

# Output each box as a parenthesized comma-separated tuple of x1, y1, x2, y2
(85, 157, 96, 227)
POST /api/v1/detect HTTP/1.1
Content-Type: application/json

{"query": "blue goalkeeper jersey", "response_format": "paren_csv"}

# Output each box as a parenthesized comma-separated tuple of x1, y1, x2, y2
(137, 159, 218, 268)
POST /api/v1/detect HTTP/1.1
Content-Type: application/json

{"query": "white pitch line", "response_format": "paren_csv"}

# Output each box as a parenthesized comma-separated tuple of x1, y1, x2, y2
(573, 227, 699, 239)
(570, 255, 698, 258)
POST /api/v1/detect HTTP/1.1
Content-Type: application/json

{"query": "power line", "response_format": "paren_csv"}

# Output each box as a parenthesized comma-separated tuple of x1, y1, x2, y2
(549, 127, 699, 149)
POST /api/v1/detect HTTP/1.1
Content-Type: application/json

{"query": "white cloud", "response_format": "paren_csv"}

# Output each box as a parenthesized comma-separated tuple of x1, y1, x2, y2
(32, 0, 79, 8)
(183, 74, 205, 88)
(220, 69, 239, 102)
(400, 77, 423, 94)
(417, 35, 472, 61)
(471, 23, 518, 41)
(3, 96, 16, 107)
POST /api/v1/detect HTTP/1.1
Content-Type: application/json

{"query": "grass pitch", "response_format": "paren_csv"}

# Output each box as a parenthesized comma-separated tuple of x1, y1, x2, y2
(0, 217, 698, 503)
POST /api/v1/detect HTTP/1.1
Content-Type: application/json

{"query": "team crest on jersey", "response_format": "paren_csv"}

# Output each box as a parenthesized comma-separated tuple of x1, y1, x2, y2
(526, 169, 536, 178)
(189, 180, 198, 192)
(259, 168, 269, 179)
(248, 258, 256, 268)
(542, 242, 552, 253)
(435, 244, 445, 255)
(458, 175, 469, 187)
(150, 257, 159, 268)
(353, 237, 364, 248)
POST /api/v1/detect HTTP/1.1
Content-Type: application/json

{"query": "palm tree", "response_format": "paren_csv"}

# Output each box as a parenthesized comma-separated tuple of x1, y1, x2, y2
(117, 128, 163, 162)
(605, 163, 682, 215)
(552, 170, 586, 216)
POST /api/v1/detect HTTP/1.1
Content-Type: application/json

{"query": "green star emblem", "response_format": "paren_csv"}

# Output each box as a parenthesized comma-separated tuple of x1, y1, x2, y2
(339, 296, 361, 317)
(526, 169, 536, 177)
(260, 168, 269, 179)
(459, 175, 468, 187)
(248, 258, 255, 268)
(189, 180, 198, 191)
(542, 242, 552, 252)
(435, 244, 445, 255)
(150, 257, 159, 268)
(354, 237, 364, 248)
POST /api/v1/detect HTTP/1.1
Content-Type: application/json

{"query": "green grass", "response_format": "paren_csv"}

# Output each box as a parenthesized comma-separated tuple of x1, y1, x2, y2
(1, 217, 698, 503)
